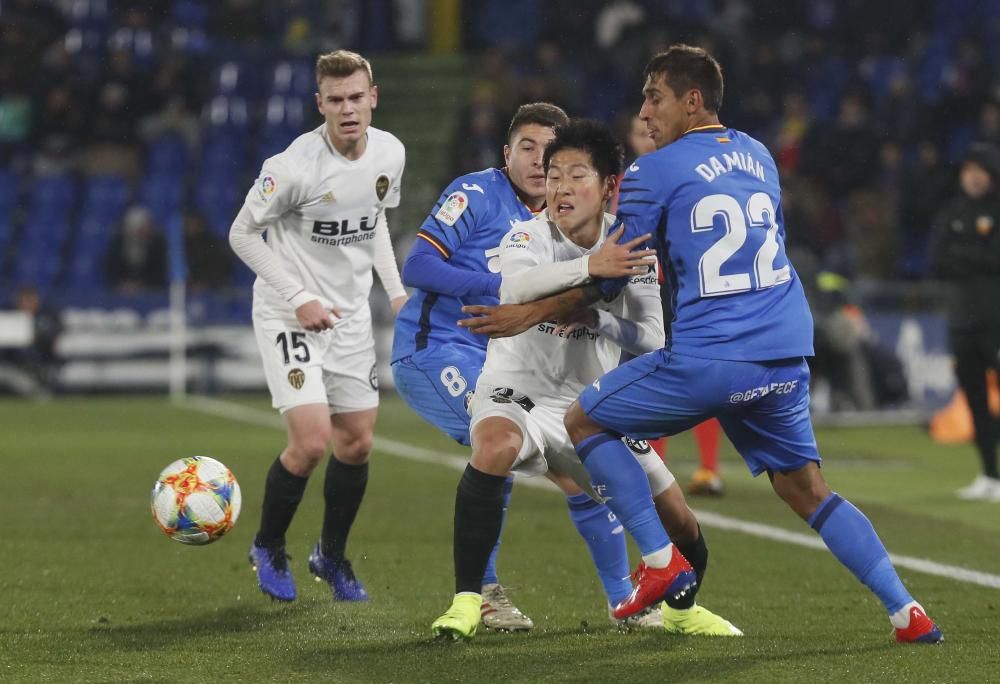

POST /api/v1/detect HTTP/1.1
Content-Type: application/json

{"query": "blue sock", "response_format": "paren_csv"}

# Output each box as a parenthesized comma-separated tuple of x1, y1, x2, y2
(481, 476, 513, 586)
(577, 433, 671, 556)
(566, 493, 632, 605)
(809, 493, 913, 615)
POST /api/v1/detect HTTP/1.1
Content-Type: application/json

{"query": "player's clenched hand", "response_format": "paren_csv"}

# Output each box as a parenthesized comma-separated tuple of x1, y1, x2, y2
(295, 299, 340, 331)
(390, 295, 407, 317)
(459, 303, 540, 338)
(554, 306, 597, 336)
(588, 225, 656, 279)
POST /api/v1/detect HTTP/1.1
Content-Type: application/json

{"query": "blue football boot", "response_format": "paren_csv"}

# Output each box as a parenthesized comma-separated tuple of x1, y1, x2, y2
(308, 542, 369, 602)
(248, 542, 296, 602)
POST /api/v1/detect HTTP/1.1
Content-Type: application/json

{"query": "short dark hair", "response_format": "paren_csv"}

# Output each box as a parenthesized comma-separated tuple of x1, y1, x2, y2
(644, 44, 724, 113)
(507, 102, 569, 143)
(543, 118, 624, 181)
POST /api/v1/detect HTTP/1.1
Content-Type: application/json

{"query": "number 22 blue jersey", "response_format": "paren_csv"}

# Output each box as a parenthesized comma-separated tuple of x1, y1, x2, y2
(616, 126, 814, 361)
(392, 168, 537, 361)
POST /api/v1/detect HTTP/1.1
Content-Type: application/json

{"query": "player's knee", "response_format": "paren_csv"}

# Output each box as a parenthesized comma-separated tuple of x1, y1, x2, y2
(285, 436, 330, 473)
(470, 421, 520, 476)
(337, 433, 373, 464)
(564, 401, 599, 443)
(771, 464, 832, 520)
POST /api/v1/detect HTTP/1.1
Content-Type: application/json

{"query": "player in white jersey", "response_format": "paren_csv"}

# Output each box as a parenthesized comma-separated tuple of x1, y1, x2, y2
(229, 50, 407, 604)
(432, 120, 741, 639)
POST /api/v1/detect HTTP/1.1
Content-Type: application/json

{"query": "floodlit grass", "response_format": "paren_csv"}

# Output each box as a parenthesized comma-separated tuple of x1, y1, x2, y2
(2, 395, 997, 682)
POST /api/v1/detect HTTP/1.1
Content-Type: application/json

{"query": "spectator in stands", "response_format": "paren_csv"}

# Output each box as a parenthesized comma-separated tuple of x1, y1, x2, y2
(898, 140, 954, 277)
(105, 205, 168, 293)
(931, 142, 1000, 502)
(0, 285, 62, 397)
(183, 209, 232, 291)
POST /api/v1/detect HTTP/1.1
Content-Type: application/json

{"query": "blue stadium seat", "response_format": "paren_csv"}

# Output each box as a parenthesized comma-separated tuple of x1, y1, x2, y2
(28, 175, 78, 222)
(81, 174, 130, 221)
(255, 95, 307, 164)
(210, 61, 261, 99)
(0, 169, 20, 217)
(271, 60, 315, 98)
(146, 134, 189, 174)
(14, 239, 66, 292)
(141, 174, 184, 227)
(107, 27, 155, 65)
(196, 176, 241, 238)
(171, 0, 210, 28)
(63, 27, 105, 58)
(65, 0, 110, 31)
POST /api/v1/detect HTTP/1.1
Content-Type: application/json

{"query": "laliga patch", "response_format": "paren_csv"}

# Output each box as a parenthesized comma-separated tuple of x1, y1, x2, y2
(505, 231, 531, 249)
(257, 175, 277, 202)
(435, 191, 468, 226)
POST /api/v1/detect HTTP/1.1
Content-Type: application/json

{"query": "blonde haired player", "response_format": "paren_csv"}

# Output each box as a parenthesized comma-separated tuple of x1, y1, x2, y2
(230, 50, 406, 603)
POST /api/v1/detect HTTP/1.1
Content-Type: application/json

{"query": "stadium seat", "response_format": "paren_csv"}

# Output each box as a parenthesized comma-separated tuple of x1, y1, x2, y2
(171, 0, 210, 29)
(28, 175, 78, 222)
(63, 27, 105, 58)
(196, 176, 241, 239)
(65, 0, 110, 31)
(0, 169, 20, 217)
(210, 61, 261, 99)
(146, 134, 189, 175)
(141, 174, 184, 228)
(255, 95, 307, 163)
(107, 27, 155, 65)
(271, 60, 314, 98)
(81, 175, 130, 222)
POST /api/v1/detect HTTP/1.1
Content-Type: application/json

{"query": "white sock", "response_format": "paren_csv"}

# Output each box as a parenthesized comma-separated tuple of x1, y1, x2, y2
(642, 543, 673, 569)
(889, 600, 921, 629)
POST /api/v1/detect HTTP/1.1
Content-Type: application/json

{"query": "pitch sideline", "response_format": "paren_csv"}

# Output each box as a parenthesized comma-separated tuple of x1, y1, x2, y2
(182, 395, 1000, 591)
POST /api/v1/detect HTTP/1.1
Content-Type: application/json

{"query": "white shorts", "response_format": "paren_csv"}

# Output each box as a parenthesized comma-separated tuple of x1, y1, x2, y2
(253, 313, 378, 414)
(469, 383, 674, 498)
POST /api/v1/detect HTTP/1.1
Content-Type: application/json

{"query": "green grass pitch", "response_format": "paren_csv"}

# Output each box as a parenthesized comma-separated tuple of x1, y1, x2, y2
(2, 395, 998, 682)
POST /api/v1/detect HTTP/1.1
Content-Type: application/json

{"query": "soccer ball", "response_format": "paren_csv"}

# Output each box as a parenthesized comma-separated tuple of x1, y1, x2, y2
(151, 456, 242, 545)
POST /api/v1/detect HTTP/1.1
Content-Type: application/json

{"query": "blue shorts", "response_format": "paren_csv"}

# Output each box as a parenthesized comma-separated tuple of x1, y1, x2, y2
(391, 345, 485, 446)
(579, 350, 820, 477)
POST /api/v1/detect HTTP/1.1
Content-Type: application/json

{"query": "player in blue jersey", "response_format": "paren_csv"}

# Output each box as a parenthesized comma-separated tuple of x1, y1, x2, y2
(394, 104, 665, 633)
(561, 45, 942, 643)
(463, 45, 943, 645)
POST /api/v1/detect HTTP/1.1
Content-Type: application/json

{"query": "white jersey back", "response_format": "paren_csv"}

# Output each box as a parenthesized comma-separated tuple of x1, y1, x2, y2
(478, 213, 660, 409)
(242, 124, 405, 321)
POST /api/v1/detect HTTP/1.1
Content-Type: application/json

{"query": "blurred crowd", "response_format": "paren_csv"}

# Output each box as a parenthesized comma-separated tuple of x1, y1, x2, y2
(0, 0, 997, 304)
(455, 0, 999, 281)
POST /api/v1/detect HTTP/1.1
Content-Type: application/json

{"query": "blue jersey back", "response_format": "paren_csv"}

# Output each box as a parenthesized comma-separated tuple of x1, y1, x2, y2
(617, 126, 813, 361)
(393, 168, 536, 360)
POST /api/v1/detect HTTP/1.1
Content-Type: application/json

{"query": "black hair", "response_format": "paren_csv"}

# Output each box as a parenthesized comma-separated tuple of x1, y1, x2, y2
(507, 102, 569, 143)
(644, 44, 724, 113)
(543, 118, 624, 180)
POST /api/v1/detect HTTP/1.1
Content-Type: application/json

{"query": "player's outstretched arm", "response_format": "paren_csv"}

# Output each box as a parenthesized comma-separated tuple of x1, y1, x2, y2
(400, 238, 501, 298)
(498, 227, 654, 305)
(459, 284, 603, 338)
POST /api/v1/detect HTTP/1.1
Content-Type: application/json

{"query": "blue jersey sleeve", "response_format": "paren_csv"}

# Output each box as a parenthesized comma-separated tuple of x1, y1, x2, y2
(414, 175, 493, 259)
(401, 238, 501, 297)
(597, 161, 668, 297)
